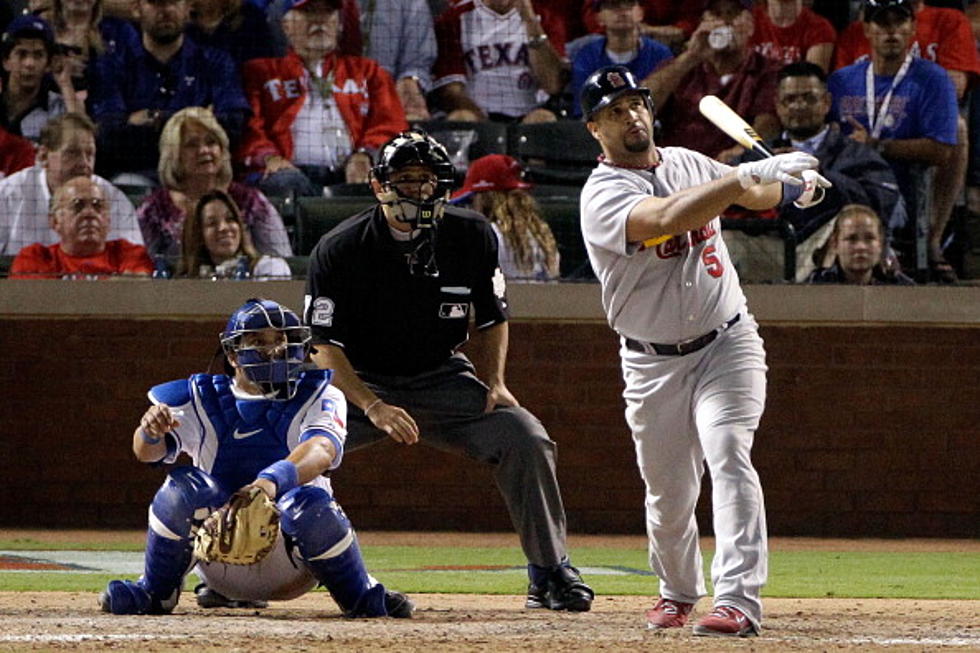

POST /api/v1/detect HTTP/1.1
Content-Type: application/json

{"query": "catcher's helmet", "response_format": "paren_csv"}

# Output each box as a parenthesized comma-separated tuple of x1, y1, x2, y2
(220, 298, 311, 400)
(580, 65, 655, 122)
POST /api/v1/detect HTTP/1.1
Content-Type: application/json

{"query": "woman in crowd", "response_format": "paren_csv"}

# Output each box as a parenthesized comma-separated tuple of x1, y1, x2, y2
(807, 204, 914, 285)
(179, 189, 290, 280)
(452, 154, 560, 282)
(138, 107, 292, 260)
(45, 0, 139, 97)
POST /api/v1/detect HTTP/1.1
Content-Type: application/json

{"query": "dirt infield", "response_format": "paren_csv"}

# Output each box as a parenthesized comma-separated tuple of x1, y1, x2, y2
(1, 592, 977, 651)
(1, 532, 977, 651)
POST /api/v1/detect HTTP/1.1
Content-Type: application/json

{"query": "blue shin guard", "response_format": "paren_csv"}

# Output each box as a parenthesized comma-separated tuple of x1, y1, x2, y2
(102, 467, 225, 615)
(279, 486, 386, 617)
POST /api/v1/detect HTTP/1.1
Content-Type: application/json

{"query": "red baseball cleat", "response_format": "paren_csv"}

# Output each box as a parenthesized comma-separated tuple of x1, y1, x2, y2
(693, 605, 758, 637)
(645, 598, 694, 629)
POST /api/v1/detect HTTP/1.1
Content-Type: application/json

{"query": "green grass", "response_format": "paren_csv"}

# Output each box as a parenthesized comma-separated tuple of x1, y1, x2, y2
(2, 544, 977, 600)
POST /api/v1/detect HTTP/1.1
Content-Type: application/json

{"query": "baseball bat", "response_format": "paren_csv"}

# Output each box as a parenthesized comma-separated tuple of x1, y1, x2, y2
(698, 95, 774, 159)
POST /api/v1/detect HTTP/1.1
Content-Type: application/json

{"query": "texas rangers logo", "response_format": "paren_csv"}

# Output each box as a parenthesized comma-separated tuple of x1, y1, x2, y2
(607, 71, 626, 88)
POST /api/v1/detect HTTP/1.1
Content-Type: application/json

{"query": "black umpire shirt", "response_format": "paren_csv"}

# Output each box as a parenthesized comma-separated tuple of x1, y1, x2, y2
(304, 205, 509, 377)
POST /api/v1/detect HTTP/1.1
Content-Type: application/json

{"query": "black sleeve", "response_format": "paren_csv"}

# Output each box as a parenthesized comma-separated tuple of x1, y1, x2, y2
(304, 236, 353, 347)
(471, 221, 509, 329)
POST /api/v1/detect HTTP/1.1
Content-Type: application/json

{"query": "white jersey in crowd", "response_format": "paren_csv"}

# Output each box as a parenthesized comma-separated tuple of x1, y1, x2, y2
(580, 147, 745, 343)
(0, 166, 143, 256)
(490, 222, 557, 282)
(433, 0, 548, 118)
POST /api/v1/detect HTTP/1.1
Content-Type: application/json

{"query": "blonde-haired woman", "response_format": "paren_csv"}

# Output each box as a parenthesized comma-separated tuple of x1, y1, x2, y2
(137, 107, 292, 260)
(180, 190, 290, 280)
(452, 155, 560, 281)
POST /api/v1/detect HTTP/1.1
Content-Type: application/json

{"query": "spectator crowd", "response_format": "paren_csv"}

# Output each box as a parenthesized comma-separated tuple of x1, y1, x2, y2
(2, 0, 980, 284)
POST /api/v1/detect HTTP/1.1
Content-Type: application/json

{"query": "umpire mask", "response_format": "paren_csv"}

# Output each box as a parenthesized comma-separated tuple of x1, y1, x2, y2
(373, 130, 455, 229)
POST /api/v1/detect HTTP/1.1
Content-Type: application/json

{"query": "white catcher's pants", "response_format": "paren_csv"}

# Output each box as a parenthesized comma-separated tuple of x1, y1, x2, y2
(621, 315, 768, 628)
(196, 533, 317, 602)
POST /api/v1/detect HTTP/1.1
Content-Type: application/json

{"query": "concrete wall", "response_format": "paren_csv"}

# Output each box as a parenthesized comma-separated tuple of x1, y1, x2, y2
(1, 281, 977, 537)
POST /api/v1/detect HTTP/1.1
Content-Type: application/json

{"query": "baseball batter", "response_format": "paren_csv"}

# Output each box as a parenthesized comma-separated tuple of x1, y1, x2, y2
(98, 299, 413, 619)
(578, 66, 827, 637)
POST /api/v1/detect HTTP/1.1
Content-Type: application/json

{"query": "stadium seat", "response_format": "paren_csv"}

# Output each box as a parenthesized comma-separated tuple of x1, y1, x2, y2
(535, 198, 594, 280)
(720, 218, 798, 283)
(324, 183, 374, 197)
(284, 256, 309, 279)
(266, 192, 299, 252)
(531, 184, 582, 200)
(294, 197, 374, 255)
(413, 120, 508, 177)
(508, 121, 602, 185)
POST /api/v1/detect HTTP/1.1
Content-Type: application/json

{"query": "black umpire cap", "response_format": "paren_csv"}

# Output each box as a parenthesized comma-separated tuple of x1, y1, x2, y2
(862, 0, 914, 23)
(580, 65, 655, 122)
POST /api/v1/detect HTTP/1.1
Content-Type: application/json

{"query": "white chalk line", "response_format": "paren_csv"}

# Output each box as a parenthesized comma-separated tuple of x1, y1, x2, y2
(0, 633, 195, 643)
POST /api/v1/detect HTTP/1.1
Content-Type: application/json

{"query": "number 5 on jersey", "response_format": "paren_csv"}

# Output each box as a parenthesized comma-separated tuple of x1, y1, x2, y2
(701, 245, 724, 278)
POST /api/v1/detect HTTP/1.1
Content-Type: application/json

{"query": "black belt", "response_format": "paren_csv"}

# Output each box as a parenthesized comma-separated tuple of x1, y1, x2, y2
(624, 314, 740, 356)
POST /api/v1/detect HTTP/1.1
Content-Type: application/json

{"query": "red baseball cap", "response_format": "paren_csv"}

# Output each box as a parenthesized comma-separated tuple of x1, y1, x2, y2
(277, 0, 342, 16)
(451, 154, 531, 203)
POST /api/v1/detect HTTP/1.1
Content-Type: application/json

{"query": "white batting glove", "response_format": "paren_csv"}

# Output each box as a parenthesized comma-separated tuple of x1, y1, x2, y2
(793, 169, 833, 209)
(736, 152, 820, 189)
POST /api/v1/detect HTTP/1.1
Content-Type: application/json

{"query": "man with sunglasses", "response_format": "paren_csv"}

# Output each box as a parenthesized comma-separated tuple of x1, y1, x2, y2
(303, 130, 594, 613)
(10, 175, 152, 278)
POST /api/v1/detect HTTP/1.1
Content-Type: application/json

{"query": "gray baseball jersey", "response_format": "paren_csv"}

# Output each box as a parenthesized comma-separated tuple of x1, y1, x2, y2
(580, 145, 769, 628)
(580, 147, 745, 343)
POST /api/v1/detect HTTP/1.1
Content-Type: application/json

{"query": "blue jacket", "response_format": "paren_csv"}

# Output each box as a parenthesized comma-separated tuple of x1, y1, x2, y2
(90, 34, 249, 175)
(571, 36, 673, 118)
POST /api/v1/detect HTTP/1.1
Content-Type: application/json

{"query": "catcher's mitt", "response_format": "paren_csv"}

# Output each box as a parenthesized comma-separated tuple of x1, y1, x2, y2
(193, 486, 280, 565)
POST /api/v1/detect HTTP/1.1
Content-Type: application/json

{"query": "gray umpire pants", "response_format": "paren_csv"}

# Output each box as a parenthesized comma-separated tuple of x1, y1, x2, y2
(344, 352, 568, 568)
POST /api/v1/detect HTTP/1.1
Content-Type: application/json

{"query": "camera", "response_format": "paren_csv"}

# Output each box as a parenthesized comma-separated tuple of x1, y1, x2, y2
(708, 26, 734, 50)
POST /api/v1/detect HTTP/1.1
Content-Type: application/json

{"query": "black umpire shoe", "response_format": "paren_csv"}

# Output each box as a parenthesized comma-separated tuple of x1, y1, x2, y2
(194, 583, 268, 609)
(384, 590, 415, 618)
(526, 565, 594, 612)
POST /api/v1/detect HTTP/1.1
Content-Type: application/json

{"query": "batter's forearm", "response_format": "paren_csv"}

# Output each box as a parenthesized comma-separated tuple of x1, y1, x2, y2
(626, 172, 746, 242)
(737, 181, 783, 210)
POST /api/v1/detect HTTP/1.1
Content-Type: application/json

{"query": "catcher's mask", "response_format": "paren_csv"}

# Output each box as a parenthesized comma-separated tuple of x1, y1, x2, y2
(372, 130, 455, 234)
(220, 298, 311, 400)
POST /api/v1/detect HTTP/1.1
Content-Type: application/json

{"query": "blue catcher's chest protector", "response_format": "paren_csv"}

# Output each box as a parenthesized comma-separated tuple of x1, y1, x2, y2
(190, 372, 328, 493)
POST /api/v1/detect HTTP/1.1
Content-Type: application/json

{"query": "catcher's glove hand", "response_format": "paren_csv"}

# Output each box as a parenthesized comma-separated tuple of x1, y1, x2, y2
(193, 486, 280, 565)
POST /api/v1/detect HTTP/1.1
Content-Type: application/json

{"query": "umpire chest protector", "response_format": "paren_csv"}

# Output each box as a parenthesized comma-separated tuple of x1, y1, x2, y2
(307, 206, 508, 377)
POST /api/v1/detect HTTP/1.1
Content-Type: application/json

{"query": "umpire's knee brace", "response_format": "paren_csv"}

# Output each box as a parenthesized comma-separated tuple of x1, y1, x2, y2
(278, 486, 352, 559)
(149, 466, 225, 540)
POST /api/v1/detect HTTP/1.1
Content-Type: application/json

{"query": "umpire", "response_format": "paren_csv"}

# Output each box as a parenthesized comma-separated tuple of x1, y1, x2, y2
(304, 131, 593, 612)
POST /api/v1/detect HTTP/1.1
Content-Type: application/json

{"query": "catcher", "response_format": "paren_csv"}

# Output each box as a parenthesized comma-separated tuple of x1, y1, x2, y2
(99, 298, 413, 618)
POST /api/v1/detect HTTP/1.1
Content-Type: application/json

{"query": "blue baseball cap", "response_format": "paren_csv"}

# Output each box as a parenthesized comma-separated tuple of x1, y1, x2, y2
(2, 14, 56, 52)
